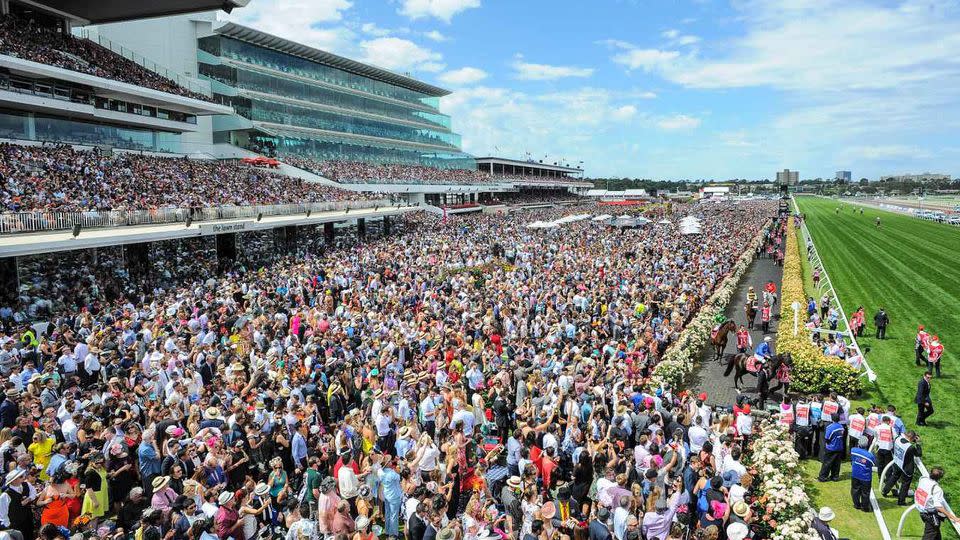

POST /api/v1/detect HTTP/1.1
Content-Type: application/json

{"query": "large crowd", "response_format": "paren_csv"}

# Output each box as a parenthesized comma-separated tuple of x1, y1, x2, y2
(0, 144, 384, 213)
(284, 158, 582, 187)
(0, 200, 823, 540)
(0, 16, 211, 102)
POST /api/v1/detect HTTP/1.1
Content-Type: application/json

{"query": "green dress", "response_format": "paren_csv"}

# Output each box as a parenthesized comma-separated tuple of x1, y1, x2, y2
(81, 467, 108, 518)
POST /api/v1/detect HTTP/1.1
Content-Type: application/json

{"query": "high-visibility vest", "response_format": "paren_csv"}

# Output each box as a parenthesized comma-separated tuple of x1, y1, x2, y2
(848, 414, 865, 440)
(915, 477, 943, 513)
(877, 424, 894, 451)
(795, 403, 810, 427)
(866, 413, 880, 435)
(823, 400, 839, 419)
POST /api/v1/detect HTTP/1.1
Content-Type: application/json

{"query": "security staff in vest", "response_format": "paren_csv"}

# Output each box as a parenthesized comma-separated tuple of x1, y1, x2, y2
(883, 430, 922, 505)
(850, 438, 877, 512)
(817, 413, 844, 482)
(916, 467, 960, 540)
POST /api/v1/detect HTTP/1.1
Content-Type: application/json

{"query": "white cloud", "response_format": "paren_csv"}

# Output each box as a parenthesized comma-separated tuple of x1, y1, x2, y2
(639, 91, 658, 99)
(438, 67, 488, 85)
(226, 0, 355, 53)
(360, 22, 392, 37)
(611, 47, 680, 71)
(360, 37, 445, 73)
(398, 0, 480, 22)
(424, 30, 448, 42)
(661, 29, 679, 39)
(657, 114, 701, 130)
(612, 105, 638, 120)
(842, 145, 933, 161)
(512, 57, 594, 80)
(677, 35, 700, 45)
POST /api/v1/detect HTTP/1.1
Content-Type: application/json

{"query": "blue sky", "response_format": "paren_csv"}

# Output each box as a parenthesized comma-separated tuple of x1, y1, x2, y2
(228, 0, 960, 180)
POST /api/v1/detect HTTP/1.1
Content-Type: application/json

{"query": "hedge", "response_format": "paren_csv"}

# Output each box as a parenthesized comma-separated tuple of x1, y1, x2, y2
(778, 217, 861, 395)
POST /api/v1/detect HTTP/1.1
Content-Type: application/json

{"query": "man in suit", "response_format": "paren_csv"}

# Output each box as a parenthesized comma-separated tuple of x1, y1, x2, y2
(916, 372, 934, 426)
(589, 508, 612, 540)
(874, 307, 890, 339)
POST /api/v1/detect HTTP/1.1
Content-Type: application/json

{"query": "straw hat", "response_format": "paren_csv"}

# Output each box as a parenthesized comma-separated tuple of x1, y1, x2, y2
(506, 476, 522, 489)
(218, 491, 235, 505)
(254, 483, 270, 497)
(151, 476, 170, 490)
(818, 507, 835, 522)
(204, 407, 223, 420)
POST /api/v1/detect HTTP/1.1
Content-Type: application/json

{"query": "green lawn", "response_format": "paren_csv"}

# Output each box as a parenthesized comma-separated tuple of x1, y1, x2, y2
(796, 195, 960, 538)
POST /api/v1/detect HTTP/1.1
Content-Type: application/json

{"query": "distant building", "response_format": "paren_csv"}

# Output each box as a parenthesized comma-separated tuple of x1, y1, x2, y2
(776, 169, 799, 185)
(835, 171, 852, 182)
(879, 173, 952, 183)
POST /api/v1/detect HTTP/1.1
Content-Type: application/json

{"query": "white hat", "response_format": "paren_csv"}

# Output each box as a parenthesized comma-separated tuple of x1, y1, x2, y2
(4, 469, 25, 483)
(726, 522, 749, 540)
(764, 336, 771, 342)
(818, 507, 835, 522)
(506, 476, 522, 489)
(355, 516, 370, 530)
(218, 491, 235, 505)
(254, 483, 270, 497)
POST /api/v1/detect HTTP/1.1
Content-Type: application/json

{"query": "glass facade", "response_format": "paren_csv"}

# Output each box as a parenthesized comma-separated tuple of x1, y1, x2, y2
(198, 35, 474, 169)
(0, 109, 181, 152)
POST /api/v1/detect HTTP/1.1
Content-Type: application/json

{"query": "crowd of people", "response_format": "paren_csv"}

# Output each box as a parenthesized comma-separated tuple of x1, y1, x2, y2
(0, 16, 211, 102)
(0, 144, 384, 213)
(284, 158, 582, 187)
(0, 200, 834, 540)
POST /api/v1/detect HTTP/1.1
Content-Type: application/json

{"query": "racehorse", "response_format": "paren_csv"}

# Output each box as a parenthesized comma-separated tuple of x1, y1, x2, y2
(744, 302, 757, 330)
(711, 319, 737, 362)
(723, 352, 792, 391)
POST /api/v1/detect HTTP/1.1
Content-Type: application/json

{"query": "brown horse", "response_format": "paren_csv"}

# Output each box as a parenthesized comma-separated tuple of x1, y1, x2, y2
(744, 302, 757, 330)
(711, 319, 737, 361)
(723, 352, 792, 390)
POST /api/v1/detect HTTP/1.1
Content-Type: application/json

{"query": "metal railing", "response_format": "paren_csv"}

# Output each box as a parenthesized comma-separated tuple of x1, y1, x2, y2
(76, 30, 210, 97)
(0, 199, 400, 234)
(791, 198, 877, 382)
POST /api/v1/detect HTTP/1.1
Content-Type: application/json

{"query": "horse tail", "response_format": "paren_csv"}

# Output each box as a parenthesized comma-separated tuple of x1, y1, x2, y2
(723, 354, 736, 377)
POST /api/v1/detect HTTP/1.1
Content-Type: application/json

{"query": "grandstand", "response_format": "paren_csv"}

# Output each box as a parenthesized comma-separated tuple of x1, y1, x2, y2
(0, 0, 589, 295)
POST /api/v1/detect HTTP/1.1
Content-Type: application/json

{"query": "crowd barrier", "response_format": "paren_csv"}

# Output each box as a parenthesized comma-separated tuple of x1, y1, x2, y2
(0, 199, 397, 234)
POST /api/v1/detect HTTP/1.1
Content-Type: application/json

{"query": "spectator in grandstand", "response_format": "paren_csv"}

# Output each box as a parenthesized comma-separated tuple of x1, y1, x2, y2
(0, 143, 383, 213)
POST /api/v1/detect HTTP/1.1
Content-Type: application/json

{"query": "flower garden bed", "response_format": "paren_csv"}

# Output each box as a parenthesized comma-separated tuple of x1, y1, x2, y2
(777, 218, 861, 396)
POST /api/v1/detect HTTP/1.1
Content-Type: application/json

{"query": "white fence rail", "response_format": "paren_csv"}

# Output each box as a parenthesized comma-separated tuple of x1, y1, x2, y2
(0, 199, 397, 234)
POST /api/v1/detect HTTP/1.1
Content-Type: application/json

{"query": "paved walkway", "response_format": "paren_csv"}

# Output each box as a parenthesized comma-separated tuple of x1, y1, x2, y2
(687, 254, 785, 408)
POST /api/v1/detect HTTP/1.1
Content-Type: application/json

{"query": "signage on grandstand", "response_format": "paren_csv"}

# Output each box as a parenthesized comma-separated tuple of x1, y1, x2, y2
(199, 221, 254, 234)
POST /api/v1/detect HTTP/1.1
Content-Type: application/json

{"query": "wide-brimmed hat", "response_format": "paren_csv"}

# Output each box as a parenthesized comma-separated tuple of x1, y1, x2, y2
(437, 529, 455, 540)
(506, 476, 522, 489)
(398, 426, 411, 438)
(727, 522, 749, 540)
(218, 491, 235, 505)
(5, 469, 25, 483)
(733, 500, 750, 518)
(818, 507, 835, 522)
(254, 483, 270, 497)
(204, 407, 223, 420)
(355, 516, 370, 530)
(151, 476, 170, 490)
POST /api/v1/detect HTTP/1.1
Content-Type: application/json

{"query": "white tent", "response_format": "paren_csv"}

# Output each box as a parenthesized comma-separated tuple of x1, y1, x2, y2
(592, 214, 613, 221)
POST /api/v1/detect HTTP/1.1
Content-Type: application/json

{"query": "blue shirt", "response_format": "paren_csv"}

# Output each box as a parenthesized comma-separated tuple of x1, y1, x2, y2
(138, 442, 162, 478)
(850, 448, 876, 482)
(291, 432, 308, 467)
(377, 467, 402, 502)
(824, 422, 845, 452)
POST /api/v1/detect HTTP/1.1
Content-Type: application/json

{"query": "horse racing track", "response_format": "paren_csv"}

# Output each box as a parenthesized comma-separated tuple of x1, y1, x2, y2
(797, 195, 960, 500)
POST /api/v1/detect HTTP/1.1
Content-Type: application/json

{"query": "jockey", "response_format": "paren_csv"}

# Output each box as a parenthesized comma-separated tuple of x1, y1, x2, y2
(754, 336, 773, 365)
(747, 286, 757, 306)
(736, 325, 752, 353)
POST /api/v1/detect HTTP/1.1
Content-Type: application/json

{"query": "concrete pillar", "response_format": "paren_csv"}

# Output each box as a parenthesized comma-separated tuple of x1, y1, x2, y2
(357, 218, 366, 240)
(215, 233, 237, 271)
(324, 222, 335, 245)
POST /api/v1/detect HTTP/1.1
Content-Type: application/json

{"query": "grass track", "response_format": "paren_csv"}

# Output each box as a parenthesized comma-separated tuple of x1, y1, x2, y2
(797, 196, 960, 538)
